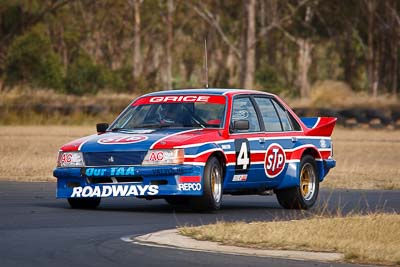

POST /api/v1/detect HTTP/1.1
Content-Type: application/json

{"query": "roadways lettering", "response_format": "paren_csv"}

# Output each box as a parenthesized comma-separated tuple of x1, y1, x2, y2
(70, 185, 159, 197)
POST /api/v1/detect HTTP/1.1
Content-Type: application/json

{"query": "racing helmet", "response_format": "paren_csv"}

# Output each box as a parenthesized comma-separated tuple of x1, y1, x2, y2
(159, 104, 178, 123)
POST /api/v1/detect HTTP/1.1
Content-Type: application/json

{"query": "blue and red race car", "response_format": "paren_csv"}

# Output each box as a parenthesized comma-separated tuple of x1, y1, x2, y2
(54, 89, 336, 211)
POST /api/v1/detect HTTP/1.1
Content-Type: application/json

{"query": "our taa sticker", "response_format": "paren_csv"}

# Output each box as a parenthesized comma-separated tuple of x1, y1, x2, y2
(264, 143, 286, 178)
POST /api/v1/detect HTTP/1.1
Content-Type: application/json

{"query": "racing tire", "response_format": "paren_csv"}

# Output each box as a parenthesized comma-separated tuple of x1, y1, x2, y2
(275, 155, 319, 209)
(67, 197, 101, 209)
(164, 196, 190, 206)
(190, 156, 223, 211)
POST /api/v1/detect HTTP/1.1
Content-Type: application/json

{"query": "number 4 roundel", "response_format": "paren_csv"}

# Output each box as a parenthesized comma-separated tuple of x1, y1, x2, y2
(234, 139, 250, 173)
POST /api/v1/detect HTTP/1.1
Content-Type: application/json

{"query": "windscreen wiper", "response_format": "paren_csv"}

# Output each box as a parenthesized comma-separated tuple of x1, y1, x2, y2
(182, 105, 206, 128)
(136, 124, 173, 129)
(110, 127, 124, 132)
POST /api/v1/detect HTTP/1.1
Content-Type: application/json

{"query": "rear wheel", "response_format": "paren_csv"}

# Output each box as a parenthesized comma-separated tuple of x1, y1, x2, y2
(275, 155, 319, 209)
(190, 156, 223, 211)
(67, 197, 101, 209)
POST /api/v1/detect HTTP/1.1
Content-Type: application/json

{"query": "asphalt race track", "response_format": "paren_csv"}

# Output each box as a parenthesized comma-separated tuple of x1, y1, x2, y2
(0, 182, 399, 267)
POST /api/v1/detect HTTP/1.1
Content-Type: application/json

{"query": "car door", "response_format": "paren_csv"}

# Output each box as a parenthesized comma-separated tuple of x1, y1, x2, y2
(252, 96, 300, 185)
(228, 96, 265, 186)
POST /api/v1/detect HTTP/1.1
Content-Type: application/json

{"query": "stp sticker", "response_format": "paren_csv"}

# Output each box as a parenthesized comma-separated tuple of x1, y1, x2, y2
(98, 135, 148, 144)
(264, 143, 286, 178)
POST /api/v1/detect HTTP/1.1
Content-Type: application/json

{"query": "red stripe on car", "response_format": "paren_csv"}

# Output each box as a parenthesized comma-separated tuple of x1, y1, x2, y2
(179, 176, 201, 183)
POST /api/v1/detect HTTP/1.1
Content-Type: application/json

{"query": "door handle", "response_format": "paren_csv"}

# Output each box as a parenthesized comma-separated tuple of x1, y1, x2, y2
(291, 137, 297, 142)
(259, 137, 265, 144)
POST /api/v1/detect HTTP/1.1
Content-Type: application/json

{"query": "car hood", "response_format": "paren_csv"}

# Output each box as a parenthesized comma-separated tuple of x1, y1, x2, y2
(60, 128, 223, 152)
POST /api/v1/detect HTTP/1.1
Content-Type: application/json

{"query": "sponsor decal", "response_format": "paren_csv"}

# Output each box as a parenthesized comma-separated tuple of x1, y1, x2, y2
(133, 95, 226, 106)
(85, 167, 136, 177)
(61, 153, 73, 163)
(265, 143, 286, 178)
(70, 184, 159, 197)
(178, 176, 202, 191)
(97, 135, 148, 145)
(221, 144, 231, 150)
(232, 110, 249, 120)
(178, 183, 202, 191)
(149, 95, 210, 103)
(60, 152, 84, 166)
(232, 174, 248, 182)
(179, 176, 201, 183)
(320, 139, 327, 148)
(149, 151, 165, 161)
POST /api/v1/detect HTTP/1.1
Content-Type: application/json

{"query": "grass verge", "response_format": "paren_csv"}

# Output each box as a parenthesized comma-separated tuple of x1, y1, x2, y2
(0, 126, 399, 190)
(179, 213, 400, 265)
(0, 126, 93, 181)
(326, 127, 400, 190)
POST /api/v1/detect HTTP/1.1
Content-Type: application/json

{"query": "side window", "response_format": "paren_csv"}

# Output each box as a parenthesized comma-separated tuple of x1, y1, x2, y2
(254, 97, 282, 132)
(288, 112, 302, 131)
(271, 99, 293, 131)
(231, 97, 260, 132)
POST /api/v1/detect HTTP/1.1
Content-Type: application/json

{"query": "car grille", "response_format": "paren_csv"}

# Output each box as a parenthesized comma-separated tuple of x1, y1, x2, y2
(84, 151, 147, 166)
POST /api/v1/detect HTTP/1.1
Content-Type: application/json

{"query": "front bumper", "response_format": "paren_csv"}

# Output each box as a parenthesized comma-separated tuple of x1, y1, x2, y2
(54, 165, 204, 198)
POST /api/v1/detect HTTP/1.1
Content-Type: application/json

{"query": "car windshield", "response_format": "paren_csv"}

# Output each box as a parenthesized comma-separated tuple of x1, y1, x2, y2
(110, 95, 226, 130)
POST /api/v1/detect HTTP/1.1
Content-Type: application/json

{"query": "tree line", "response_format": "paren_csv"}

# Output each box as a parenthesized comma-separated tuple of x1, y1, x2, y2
(0, 0, 399, 98)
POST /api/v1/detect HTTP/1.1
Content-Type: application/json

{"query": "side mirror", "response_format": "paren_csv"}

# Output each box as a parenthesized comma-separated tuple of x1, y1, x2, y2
(233, 120, 249, 131)
(96, 123, 109, 134)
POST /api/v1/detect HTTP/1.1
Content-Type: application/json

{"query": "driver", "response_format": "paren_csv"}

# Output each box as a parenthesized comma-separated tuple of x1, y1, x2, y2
(159, 104, 179, 124)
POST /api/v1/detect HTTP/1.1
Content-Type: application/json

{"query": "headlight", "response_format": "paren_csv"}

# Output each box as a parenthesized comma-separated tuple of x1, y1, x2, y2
(57, 152, 85, 167)
(142, 149, 184, 165)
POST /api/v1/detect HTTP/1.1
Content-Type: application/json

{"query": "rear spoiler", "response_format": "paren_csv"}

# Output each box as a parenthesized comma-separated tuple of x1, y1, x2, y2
(300, 117, 337, 137)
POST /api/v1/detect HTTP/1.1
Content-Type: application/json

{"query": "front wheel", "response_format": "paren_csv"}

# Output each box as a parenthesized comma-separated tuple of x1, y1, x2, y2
(275, 155, 319, 209)
(67, 197, 101, 209)
(190, 157, 223, 211)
